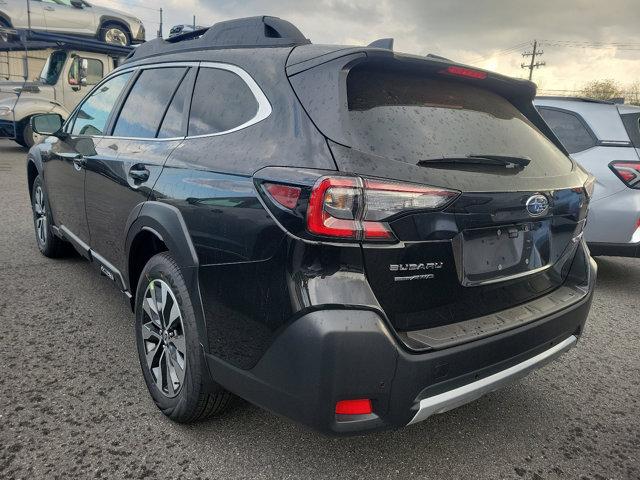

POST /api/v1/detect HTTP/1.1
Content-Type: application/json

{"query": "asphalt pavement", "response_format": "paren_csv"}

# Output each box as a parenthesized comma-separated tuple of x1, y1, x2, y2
(0, 139, 638, 480)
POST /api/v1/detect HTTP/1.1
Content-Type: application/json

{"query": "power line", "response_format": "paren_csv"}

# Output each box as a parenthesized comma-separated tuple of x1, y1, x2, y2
(467, 42, 530, 63)
(521, 40, 545, 81)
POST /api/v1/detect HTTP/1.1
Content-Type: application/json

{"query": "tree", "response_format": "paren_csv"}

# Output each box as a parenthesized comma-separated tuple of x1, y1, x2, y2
(626, 82, 640, 106)
(581, 79, 623, 101)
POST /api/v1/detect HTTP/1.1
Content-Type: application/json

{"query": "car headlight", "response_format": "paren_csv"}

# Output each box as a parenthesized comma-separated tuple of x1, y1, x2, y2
(0, 106, 13, 117)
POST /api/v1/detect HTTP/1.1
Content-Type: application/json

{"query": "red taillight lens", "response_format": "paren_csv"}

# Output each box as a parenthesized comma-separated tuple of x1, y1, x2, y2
(306, 177, 459, 241)
(610, 162, 640, 189)
(264, 183, 301, 209)
(307, 177, 361, 238)
(335, 399, 372, 416)
(441, 65, 488, 80)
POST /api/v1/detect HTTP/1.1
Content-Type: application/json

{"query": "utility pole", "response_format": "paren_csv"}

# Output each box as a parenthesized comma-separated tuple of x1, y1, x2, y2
(521, 40, 545, 81)
(157, 8, 163, 38)
(193, 15, 196, 29)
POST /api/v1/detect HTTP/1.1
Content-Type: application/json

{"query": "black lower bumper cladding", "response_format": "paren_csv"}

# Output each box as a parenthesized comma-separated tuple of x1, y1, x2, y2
(204, 243, 597, 435)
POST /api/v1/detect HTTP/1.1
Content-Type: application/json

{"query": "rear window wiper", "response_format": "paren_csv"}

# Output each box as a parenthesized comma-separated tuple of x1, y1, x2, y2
(417, 155, 531, 169)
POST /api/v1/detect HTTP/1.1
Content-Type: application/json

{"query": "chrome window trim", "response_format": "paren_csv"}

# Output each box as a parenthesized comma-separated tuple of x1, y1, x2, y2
(67, 61, 272, 141)
(185, 61, 272, 139)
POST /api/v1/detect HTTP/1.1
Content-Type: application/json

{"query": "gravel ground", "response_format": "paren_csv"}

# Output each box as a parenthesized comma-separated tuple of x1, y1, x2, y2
(0, 139, 639, 480)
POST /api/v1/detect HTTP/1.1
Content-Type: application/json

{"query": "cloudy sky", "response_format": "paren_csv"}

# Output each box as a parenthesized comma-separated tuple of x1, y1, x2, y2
(103, 0, 640, 93)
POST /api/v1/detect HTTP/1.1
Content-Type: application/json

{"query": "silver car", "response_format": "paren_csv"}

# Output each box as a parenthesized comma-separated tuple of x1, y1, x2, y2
(535, 97, 640, 257)
(0, 0, 145, 45)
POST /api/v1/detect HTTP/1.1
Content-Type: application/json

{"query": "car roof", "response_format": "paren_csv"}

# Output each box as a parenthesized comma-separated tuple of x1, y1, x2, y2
(534, 97, 630, 143)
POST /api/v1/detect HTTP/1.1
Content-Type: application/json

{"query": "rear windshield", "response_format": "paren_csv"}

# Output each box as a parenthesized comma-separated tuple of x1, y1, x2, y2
(346, 64, 572, 170)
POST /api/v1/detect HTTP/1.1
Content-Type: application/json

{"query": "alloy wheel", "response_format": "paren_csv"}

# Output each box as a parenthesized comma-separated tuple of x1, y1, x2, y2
(141, 279, 186, 398)
(104, 28, 127, 46)
(33, 186, 47, 246)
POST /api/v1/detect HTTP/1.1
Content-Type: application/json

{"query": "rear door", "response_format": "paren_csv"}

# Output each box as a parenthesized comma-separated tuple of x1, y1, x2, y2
(42, 0, 95, 35)
(84, 65, 193, 274)
(290, 56, 588, 333)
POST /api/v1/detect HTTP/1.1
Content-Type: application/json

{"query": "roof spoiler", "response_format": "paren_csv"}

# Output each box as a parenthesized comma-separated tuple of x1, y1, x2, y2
(368, 38, 393, 50)
(125, 16, 310, 63)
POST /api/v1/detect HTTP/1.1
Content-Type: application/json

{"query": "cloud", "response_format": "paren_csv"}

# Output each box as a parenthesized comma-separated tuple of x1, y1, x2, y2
(112, 0, 640, 91)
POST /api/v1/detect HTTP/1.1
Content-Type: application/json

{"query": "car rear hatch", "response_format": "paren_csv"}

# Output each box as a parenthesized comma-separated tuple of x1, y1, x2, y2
(287, 50, 590, 345)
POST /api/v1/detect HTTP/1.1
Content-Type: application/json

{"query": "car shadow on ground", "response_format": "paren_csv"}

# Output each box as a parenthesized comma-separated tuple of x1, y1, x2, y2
(593, 256, 640, 290)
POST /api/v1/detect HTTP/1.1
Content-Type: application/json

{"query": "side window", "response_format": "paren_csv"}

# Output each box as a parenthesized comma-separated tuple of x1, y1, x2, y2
(68, 57, 104, 86)
(188, 67, 258, 136)
(157, 72, 191, 138)
(538, 107, 597, 154)
(71, 72, 132, 136)
(113, 67, 187, 138)
(621, 113, 640, 148)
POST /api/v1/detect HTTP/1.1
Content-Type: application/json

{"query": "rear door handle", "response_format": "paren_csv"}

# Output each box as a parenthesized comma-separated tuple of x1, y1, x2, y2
(129, 165, 150, 182)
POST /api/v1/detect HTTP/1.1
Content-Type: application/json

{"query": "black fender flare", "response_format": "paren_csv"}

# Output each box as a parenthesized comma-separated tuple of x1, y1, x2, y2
(26, 151, 44, 200)
(125, 201, 212, 354)
(124, 201, 199, 283)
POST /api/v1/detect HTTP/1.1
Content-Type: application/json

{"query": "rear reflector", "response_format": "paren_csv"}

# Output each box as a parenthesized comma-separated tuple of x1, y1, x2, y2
(610, 162, 640, 189)
(264, 183, 302, 209)
(335, 399, 373, 415)
(442, 65, 487, 80)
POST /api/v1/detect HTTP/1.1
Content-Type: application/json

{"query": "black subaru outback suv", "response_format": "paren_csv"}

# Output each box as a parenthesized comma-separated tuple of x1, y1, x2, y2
(26, 16, 596, 435)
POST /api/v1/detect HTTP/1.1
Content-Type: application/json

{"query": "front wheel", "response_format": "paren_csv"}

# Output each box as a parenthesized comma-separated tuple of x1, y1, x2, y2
(135, 252, 233, 423)
(31, 175, 70, 257)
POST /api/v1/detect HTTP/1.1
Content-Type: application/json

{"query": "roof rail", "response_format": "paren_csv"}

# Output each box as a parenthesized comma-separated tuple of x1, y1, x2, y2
(535, 96, 618, 105)
(125, 16, 310, 63)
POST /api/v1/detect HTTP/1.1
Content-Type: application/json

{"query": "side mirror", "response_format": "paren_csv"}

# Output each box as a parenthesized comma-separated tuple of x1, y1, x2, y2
(70, 0, 84, 8)
(31, 114, 64, 136)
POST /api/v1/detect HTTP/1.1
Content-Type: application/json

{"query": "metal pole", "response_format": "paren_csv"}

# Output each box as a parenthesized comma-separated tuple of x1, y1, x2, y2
(527, 40, 537, 81)
(26, 0, 32, 30)
(193, 15, 196, 29)
(158, 8, 163, 38)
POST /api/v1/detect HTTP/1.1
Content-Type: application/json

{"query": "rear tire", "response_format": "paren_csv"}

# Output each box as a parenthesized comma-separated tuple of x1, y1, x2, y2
(31, 175, 70, 258)
(135, 252, 233, 423)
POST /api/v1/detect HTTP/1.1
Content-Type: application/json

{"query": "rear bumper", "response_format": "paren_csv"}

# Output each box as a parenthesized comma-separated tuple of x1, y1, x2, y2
(408, 335, 577, 424)
(204, 252, 597, 435)
(588, 241, 640, 258)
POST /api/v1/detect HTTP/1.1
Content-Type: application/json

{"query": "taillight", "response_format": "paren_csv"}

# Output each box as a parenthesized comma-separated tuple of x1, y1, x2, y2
(610, 162, 640, 189)
(307, 176, 459, 241)
(264, 183, 301, 209)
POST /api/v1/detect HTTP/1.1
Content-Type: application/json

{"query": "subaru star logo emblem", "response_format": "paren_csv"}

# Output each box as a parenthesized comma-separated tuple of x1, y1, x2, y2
(526, 194, 549, 217)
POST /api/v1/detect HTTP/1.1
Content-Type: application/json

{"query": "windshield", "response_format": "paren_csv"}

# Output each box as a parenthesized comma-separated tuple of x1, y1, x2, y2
(38, 51, 67, 85)
(346, 64, 573, 174)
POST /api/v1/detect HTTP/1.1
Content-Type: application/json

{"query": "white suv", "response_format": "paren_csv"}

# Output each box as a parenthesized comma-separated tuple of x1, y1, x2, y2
(535, 97, 640, 257)
(0, 0, 145, 45)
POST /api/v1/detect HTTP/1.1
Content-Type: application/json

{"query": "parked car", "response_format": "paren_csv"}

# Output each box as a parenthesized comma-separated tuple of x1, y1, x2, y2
(535, 97, 640, 257)
(0, 46, 122, 146)
(0, 0, 145, 46)
(26, 16, 596, 435)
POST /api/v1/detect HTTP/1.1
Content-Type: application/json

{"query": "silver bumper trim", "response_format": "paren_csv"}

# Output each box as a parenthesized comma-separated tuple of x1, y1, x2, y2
(408, 335, 577, 425)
